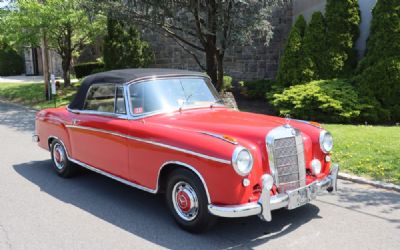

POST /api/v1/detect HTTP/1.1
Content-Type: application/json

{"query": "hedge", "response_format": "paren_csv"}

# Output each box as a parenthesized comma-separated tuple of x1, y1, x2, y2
(73, 62, 105, 78)
(270, 79, 363, 123)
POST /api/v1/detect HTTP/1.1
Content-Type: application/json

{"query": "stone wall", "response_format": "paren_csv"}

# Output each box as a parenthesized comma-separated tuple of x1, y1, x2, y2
(142, 2, 293, 82)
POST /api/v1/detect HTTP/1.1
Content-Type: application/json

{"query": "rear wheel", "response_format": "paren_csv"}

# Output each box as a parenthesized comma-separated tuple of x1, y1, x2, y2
(166, 169, 216, 233)
(50, 139, 77, 178)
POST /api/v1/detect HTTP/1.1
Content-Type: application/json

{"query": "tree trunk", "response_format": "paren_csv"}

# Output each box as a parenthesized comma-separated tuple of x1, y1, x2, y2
(62, 57, 71, 87)
(216, 52, 224, 92)
(205, 47, 218, 90)
(41, 32, 50, 100)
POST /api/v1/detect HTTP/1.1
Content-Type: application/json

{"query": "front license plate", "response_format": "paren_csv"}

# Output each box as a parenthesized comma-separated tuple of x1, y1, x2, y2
(287, 183, 317, 210)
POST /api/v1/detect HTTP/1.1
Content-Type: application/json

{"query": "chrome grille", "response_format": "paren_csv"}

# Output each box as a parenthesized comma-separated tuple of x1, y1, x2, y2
(266, 126, 306, 193)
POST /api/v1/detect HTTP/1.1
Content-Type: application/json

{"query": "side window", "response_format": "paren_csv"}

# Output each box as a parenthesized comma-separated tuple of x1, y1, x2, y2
(84, 84, 116, 113)
(115, 86, 126, 114)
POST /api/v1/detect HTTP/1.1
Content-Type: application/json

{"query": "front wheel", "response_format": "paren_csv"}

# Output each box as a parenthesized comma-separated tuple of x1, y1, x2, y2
(50, 139, 77, 178)
(166, 169, 216, 233)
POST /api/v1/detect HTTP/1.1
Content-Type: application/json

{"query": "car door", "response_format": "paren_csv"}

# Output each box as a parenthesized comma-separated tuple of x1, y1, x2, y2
(68, 83, 130, 178)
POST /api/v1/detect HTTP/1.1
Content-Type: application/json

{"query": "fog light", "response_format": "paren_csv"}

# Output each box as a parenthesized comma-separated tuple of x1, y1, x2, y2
(242, 178, 250, 187)
(311, 159, 322, 175)
(261, 174, 274, 190)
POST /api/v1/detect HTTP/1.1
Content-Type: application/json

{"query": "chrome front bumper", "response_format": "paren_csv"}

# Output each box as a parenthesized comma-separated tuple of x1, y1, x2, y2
(208, 164, 339, 221)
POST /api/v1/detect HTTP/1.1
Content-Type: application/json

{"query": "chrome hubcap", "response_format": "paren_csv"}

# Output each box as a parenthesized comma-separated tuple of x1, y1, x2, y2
(172, 181, 199, 221)
(52, 143, 66, 170)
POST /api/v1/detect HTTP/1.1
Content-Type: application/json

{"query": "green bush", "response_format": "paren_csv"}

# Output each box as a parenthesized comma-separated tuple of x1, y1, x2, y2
(104, 17, 154, 70)
(355, 57, 400, 122)
(0, 42, 24, 76)
(303, 12, 328, 79)
(241, 79, 273, 99)
(73, 62, 105, 78)
(221, 75, 233, 92)
(276, 15, 315, 87)
(325, 0, 360, 77)
(355, 0, 400, 123)
(270, 79, 362, 123)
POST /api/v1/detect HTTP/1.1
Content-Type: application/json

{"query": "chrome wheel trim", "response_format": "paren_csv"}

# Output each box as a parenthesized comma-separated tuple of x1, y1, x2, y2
(52, 143, 66, 170)
(172, 181, 199, 221)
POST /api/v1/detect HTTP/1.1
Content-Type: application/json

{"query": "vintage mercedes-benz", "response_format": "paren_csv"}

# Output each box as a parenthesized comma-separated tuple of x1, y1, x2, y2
(33, 68, 338, 233)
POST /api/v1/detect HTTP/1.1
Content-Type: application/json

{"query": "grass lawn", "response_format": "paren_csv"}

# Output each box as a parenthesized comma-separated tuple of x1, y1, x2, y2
(0, 82, 78, 109)
(325, 124, 400, 185)
(1, 83, 399, 184)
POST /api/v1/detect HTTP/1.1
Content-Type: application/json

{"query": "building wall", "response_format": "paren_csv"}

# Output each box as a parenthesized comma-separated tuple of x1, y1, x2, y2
(143, 2, 293, 81)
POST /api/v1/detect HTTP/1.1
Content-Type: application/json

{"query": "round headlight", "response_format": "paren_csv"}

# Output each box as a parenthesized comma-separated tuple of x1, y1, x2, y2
(319, 130, 333, 153)
(232, 146, 253, 176)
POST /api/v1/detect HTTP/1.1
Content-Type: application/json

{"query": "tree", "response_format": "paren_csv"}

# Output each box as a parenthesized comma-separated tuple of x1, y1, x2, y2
(0, 40, 24, 76)
(355, 0, 400, 122)
(2, 0, 105, 87)
(103, 17, 153, 70)
(325, 0, 360, 77)
(276, 15, 314, 87)
(90, 0, 282, 91)
(302, 12, 328, 79)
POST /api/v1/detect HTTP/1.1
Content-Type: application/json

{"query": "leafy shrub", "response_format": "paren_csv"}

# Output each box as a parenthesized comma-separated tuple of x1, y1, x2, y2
(270, 79, 362, 123)
(276, 15, 315, 87)
(73, 62, 105, 78)
(0, 42, 24, 76)
(221, 75, 233, 92)
(325, 0, 360, 77)
(303, 12, 328, 79)
(241, 79, 273, 99)
(355, 0, 400, 123)
(355, 57, 400, 122)
(104, 17, 154, 70)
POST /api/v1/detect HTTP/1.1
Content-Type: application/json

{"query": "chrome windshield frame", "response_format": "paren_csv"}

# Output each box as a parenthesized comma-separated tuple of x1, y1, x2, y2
(125, 75, 225, 120)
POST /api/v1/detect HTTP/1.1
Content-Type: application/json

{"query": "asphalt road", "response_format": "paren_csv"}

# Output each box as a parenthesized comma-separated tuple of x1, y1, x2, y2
(0, 101, 399, 250)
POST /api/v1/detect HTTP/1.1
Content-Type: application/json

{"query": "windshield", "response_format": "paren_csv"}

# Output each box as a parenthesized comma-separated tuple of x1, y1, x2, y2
(128, 77, 223, 115)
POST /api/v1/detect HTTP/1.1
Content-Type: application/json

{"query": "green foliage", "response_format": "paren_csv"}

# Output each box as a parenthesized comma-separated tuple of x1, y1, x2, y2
(2, 0, 106, 84)
(276, 15, 315, 87)
(355, 57, 400, 122)
(73, 62, 105, 78)
(325, 0, 360, 77)
(103, 18, 154, 70)
(302, 12, 328, 79)
(355, 0, 400, 123)
(221, 75, 233, 92)
(241, 79, 273, 99)
(271, 79, 362, 123)
(0, 41, 24, 76)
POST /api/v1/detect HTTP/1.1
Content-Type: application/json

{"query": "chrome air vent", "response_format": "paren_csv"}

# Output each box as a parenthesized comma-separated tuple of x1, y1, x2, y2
(266, 125, 306, 193)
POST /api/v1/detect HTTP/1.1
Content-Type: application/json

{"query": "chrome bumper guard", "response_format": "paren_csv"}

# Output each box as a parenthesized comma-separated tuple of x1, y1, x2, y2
(32, 134, 40, 142)
(208, 164, 339, 221)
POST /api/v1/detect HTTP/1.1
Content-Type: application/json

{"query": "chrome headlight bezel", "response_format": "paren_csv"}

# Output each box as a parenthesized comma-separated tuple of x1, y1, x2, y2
(319, 130, 333, 153)
(232, 146, 253, 176)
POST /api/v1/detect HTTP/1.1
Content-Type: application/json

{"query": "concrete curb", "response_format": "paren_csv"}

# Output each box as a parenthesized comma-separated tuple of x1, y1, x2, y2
(339, 173, 400, 192)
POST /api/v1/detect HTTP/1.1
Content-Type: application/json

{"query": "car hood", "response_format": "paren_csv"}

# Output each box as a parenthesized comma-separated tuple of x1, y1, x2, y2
(145, 108, 293, 144)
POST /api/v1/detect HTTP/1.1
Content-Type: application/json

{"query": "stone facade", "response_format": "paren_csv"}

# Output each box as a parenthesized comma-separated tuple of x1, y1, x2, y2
(142, 2, 293, 82)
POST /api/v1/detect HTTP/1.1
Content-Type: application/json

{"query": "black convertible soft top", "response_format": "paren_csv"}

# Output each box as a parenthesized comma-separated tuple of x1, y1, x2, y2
(68, 68, 206, 110)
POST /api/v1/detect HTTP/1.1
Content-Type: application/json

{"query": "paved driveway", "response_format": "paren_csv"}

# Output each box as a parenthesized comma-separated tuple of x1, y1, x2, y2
(0, 101, 399, 250)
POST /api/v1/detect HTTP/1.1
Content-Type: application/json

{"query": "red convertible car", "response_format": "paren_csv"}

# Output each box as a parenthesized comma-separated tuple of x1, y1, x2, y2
(33, 68, 338, 233)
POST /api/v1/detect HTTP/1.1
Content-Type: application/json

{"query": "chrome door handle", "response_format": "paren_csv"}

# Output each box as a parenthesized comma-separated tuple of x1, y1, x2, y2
(72, 119, 81, 125)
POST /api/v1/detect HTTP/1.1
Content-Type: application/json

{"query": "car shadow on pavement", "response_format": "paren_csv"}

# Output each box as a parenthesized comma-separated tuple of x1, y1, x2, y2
(14, 160, 321, 249)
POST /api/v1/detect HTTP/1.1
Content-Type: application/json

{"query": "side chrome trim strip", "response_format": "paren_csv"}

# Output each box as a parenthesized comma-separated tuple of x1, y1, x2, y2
(47, 137, 214, 199)
(68, 157, 157, 194)
(65, 125, 231, 164)
(158, 161, 211, 203)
